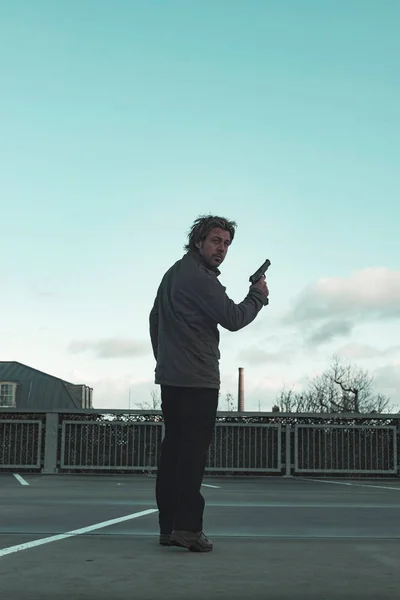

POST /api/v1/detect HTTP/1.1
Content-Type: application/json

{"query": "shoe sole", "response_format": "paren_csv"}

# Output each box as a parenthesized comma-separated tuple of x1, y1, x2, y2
(170, 534, 213, 553)
(159, 535, 172, 546)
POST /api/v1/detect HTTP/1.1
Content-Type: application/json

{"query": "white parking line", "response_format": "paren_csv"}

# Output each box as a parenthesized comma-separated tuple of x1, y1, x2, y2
(0, 508, 157, 558)
(300, 477, 400, 492)
(13, 474, 29, 486)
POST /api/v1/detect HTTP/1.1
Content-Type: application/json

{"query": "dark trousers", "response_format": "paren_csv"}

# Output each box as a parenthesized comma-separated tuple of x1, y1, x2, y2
(155, 385, 218, 533)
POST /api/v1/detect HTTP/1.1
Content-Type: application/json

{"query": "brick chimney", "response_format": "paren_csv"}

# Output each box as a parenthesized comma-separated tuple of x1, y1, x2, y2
(238, 367, 244, 412)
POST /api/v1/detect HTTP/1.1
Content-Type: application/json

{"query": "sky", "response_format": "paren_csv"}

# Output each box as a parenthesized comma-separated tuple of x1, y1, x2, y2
(1, 0, 399, 412)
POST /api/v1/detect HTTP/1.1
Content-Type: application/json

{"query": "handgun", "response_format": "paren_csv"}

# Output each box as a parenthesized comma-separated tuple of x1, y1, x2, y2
(249, 258, 271, 285)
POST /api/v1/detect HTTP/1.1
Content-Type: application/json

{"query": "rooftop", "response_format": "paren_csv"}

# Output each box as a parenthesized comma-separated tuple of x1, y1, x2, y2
(1, 474, 400, 599)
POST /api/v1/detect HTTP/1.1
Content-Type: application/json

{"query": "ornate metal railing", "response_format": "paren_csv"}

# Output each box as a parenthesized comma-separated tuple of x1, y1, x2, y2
(0, 409, 398, 476)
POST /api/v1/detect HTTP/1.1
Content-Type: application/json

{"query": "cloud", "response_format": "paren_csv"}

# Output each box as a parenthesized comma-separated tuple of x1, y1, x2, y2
(27, 281, 58, 298)
(305, 319, 354, 345)
(91, 378, 156, 409)
(238, 345, 295, 365)
(283, 268, 400, 345)
(68, 337, 151, 358)
(372, 362, 400, 405)
(336, 343, 400, 361)
(62, 369, 157, 409)
(286, 268, 400, 323)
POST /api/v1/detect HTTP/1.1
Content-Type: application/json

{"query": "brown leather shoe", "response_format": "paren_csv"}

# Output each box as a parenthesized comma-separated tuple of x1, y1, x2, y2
(170, 530, 213, 552)
(159, 533, 172, 546)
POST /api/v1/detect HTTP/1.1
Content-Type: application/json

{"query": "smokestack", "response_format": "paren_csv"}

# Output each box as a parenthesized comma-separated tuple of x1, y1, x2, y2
(238, 367, 244, 412)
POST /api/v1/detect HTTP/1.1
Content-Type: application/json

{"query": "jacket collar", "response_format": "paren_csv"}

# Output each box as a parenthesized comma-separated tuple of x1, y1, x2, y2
(186, 250, 221, 276)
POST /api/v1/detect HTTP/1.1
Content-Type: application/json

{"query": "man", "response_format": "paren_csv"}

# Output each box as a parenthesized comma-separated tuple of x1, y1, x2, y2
(149, 215, 269, 552)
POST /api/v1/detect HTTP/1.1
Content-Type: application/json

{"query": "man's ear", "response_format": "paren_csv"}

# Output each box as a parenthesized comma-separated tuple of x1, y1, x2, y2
(195, 241, 201, 249)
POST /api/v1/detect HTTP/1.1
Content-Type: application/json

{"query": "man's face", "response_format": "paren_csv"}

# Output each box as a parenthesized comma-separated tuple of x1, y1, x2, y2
(196, 227, 231, 268)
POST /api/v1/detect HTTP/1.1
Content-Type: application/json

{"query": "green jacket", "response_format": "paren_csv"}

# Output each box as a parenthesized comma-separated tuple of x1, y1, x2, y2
(149, 250, 268, 389)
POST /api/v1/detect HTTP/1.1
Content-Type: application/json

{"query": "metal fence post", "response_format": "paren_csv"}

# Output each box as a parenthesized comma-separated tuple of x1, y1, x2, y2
(284, 424, 292, 477)
(43, 412, 59, 474)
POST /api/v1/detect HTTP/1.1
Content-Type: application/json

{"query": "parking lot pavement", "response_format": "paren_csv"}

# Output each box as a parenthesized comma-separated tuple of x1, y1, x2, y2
(1, 473, 400, 599)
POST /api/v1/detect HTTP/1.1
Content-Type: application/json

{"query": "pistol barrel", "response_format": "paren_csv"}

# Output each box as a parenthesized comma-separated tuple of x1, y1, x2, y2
(249, 259, 271, 284)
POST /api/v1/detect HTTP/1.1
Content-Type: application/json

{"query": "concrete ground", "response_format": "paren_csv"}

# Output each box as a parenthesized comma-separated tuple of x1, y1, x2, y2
(1, 473, 400, 599)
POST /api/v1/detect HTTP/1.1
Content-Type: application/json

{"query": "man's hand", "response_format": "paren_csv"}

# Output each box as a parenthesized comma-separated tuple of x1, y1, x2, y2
(251, 276, 269, 298)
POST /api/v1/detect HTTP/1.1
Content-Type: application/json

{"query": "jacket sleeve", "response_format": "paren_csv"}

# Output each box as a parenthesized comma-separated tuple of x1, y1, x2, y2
(181, 269, 268, 332)
(149, 291, 159, 360)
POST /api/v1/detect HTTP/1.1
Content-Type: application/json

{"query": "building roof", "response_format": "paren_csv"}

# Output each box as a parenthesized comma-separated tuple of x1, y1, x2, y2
(0, 361, 90, 410)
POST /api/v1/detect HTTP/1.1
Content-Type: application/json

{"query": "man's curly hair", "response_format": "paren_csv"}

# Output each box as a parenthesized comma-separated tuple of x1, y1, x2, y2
(184, 215, 238, 252)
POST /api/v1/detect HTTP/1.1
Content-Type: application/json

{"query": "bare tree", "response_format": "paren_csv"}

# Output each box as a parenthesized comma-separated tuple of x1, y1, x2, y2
(275, 387, 299, 412)
(276, 355, 393, 414)
(136, 388, 161, 410)
(218, 391, 235, 411)
(225, 392, 235, 411)
(275, 386, 315, 412)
